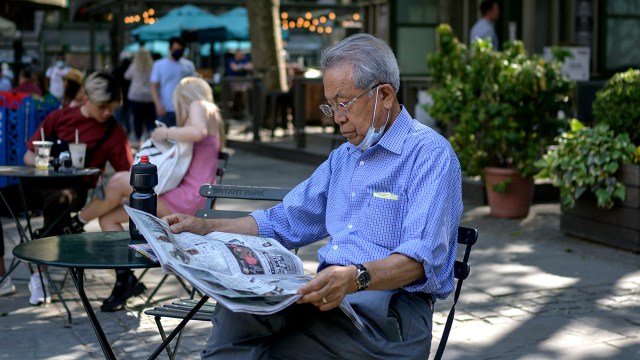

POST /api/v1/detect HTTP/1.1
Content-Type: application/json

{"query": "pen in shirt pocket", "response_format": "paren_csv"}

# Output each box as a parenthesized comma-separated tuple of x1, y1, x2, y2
(372, 192, 399, 200)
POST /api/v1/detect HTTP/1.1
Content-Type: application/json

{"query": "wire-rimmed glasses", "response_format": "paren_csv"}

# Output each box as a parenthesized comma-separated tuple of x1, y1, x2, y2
(319, 85, 379, 117)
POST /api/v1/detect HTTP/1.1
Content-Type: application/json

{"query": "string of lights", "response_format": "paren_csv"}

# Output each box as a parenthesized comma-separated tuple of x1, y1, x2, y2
(123, 8, 158, 25)
(280, 10, 360, 34)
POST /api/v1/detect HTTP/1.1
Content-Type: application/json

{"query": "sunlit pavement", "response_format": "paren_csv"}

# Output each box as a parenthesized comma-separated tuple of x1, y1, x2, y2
(1, 147, 639, 359)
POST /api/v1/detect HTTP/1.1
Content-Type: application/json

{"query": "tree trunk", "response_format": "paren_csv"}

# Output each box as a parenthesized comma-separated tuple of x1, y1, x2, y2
(245, 0, 288, 92)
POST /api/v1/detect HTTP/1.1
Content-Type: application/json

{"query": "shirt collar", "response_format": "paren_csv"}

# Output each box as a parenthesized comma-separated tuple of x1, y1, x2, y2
(377, 105, 411, 154)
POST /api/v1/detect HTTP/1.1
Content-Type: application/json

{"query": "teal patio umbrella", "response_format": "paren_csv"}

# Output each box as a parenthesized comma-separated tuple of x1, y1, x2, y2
(184, 7, 287, 45)
(183, 7, 249, 43)
(131, 4, 220, 41)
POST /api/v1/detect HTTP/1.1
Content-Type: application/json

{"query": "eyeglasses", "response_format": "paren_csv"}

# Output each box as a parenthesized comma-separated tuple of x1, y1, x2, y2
(319, 85, 379, 117)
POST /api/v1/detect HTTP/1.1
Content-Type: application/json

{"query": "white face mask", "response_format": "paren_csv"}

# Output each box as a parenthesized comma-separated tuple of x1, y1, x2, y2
(357, 85, 391, 151)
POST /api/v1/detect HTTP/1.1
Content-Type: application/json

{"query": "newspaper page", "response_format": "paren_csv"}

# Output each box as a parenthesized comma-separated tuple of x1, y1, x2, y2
(125, 206, 363, 328)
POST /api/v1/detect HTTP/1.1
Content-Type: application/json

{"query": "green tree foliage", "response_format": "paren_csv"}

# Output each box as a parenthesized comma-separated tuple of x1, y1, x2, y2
(592, 69, 640, 144)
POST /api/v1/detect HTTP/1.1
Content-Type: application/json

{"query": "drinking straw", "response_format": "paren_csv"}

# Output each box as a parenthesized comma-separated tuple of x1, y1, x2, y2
(40, 128, 44, 141)
(75, 129, 79, 144)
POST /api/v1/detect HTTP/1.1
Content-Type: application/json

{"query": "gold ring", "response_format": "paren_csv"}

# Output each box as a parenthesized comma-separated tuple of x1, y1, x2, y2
(322, 297, 328, 304)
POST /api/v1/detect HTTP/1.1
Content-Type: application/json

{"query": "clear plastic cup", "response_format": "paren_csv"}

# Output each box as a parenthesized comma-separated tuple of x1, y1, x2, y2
(32, 141, 53, 169)
(68, 143, 87, 169)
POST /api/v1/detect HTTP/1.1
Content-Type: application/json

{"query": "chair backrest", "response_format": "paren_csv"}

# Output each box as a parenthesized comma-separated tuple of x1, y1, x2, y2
(196, 184, 292, 219)
(454, 226, 478, 281)
(216, 151, 230, 184)
(209, 151, 230, 209)
(434, 226, 478, 360)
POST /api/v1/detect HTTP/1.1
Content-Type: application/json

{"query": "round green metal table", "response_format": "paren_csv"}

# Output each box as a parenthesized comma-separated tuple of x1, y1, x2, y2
(13, 231, 158, 360)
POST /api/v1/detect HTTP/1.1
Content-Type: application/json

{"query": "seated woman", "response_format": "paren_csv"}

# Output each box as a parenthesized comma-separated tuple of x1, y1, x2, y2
(71, 77, 225, 311)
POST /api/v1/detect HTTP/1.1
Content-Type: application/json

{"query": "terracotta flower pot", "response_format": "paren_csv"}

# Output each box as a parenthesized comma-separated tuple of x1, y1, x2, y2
(483, 167, 535, 218)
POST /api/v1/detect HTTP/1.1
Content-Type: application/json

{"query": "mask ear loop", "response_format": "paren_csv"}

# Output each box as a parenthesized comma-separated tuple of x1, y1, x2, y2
(372, 85, 391, 133)
(370, 86, 380, 129)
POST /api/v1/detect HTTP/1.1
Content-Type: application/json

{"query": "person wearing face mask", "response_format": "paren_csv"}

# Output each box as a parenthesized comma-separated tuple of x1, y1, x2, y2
(150, 37, 195, 127)
(164, 33, 463, 359)
(45, 54, 70, 101)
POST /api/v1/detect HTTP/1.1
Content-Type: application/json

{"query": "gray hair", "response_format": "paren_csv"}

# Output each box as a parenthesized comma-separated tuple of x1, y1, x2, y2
(320, 33, 400, 93)
(83, 71, 121, 104)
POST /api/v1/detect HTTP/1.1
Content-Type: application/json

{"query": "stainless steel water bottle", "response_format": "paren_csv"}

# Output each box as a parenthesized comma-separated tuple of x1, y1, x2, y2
(129, 155, 158, 240)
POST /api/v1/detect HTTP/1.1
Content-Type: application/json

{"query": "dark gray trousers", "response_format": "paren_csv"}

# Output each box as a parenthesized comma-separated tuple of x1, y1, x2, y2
(201, 290, 434, 360)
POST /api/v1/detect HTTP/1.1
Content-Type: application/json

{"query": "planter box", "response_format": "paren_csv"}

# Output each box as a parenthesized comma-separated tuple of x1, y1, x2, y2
(560, 164, 640, 252)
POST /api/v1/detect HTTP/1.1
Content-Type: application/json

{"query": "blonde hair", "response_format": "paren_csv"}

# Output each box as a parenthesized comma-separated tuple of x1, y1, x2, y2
(172, 77, 225, 146)
(133, 48, 153, 73)
(84, 71, 121, 104)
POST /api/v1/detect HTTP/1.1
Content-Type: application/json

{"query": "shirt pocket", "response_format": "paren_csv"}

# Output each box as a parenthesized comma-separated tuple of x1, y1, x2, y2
(365, 189, 405, 246)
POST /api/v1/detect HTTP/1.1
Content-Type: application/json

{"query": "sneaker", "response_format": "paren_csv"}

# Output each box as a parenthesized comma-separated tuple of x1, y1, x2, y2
(0, 276, 16, 296)
(63, 215, 85, 235)
(100, 274, 146, 312)
(28, 272, 51, 305)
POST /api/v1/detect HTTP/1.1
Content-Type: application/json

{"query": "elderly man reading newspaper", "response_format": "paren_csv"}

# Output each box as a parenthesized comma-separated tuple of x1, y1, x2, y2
(164, 33, 463, 359)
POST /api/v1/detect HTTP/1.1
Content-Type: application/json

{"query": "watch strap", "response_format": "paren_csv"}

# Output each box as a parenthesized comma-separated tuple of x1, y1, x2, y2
(354, 264, 370, 291)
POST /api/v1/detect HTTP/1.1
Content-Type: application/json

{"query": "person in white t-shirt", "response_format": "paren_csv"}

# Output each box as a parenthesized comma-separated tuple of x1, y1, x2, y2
(45, 54, 71, 100)
(150, 37, 195, 127)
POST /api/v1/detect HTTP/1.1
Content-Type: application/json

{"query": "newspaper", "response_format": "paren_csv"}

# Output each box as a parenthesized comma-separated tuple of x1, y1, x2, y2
(124, 206, 363, 328)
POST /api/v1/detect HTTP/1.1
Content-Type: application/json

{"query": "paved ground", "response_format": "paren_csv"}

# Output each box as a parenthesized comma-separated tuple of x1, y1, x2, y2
(1, 145, 640, 359)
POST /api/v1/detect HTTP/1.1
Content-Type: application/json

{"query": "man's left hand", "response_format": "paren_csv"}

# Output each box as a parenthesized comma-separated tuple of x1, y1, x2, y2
(296, 265, 357, 311)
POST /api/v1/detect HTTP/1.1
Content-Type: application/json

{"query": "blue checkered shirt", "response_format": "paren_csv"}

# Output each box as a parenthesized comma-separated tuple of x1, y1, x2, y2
(251, 107, 463, 299)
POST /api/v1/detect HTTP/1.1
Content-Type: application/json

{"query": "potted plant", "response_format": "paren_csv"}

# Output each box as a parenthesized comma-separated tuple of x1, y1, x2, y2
(427, 24, 574, 218)
(537, 69, 640, 252)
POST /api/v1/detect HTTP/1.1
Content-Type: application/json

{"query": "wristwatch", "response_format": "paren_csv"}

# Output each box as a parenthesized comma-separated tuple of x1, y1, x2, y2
(354, 264, 371, 291)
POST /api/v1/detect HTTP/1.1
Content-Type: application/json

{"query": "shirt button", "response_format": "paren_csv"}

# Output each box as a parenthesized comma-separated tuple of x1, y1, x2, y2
(347, 224, 353, 229)
(359, 161, 364, 166)
(351, 192, 355, 197)
(332, 245, 338, 250)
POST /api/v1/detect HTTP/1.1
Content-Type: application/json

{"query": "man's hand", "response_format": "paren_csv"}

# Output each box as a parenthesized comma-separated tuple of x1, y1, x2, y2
(156, 104, 166, 117)
(163, 213, 209, 235)
(296, 265, 357, 311)
(23, 150, 35, 166)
